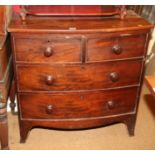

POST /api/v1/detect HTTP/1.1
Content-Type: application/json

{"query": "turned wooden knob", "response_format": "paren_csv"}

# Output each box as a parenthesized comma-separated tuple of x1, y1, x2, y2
(44, 47, 53, 57)
(46, 105, 53, 114)
(45, 75, 54, 85)
(107, 100, 115, 109)
(109, 72, 119, 82)
(112, 45, 122, 54)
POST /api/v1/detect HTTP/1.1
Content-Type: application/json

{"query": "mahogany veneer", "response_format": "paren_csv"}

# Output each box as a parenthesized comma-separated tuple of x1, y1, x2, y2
(16, 60, 142, 91)
(8, 9, 153, 143)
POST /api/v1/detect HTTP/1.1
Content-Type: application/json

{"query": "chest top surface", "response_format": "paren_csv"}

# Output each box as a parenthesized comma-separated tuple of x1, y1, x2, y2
(8, 10, 153, 33)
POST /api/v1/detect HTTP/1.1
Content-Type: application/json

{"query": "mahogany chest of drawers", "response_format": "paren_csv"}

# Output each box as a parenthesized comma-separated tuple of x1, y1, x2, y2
(8, 10, 152, 143)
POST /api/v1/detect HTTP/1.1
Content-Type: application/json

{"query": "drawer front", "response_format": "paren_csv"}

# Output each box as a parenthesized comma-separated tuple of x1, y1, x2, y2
(16, 60, 143, 91)
(87, 34, 146, 62)
(19, 87, 138, 119)
(14, 35, 82, 63)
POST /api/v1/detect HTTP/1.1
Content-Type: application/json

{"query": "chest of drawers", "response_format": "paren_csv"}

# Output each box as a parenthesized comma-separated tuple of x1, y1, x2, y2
(8, 10, 153, 143)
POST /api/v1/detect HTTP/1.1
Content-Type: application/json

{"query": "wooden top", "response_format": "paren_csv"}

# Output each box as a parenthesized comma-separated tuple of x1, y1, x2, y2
(8, 10, 153, 33)
(145, 76, 155, 99)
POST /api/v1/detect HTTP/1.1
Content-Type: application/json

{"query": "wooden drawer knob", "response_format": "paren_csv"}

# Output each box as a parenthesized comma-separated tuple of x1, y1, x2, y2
(112, 45, 122, 54)
(46, 105, 53, 114)
(107, 100, 115, 109)
(44, 47, 53, 57)
(109, 72, 119, 82)
(45, 75, 54, 85)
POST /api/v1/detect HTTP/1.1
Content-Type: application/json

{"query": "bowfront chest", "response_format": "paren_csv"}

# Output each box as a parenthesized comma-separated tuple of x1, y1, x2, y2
(8, 10, 153, 142)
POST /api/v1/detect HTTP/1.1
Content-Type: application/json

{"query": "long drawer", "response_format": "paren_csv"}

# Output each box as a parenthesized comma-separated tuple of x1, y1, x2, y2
(16, 59, 143, 92)
(19, 87, 138, 119)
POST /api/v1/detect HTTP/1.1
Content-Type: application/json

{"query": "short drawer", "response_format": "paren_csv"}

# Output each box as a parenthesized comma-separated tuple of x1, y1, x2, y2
(87, 34, 146, 62)
(16, 60, 143, 91)
(19, 87, 138, 119)
(14, 34, 82, 63)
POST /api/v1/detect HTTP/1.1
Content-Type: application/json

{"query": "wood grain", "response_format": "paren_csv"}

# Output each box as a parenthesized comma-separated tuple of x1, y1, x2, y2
(87, 34, 146, 62)
(16, 60, 143, 92)
(19, 87, 138, 119)
(8, 11, 153, 33)
(14, 34, 82, 63)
